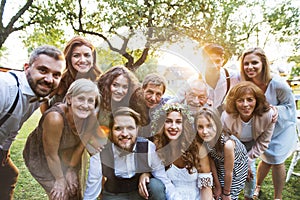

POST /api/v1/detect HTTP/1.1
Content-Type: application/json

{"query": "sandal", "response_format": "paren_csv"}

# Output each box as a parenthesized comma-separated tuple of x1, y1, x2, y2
(253, 185, 261, 199)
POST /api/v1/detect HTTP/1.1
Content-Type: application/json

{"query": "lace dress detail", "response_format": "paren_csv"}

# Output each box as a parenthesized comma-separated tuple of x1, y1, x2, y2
(166, 164, 200, 200)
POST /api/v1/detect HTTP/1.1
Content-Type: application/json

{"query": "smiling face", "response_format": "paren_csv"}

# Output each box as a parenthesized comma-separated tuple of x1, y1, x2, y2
(236, 92, 256, 122)
(110, 74, 129, 102)
(143, 83, 164, 108)
(164, 111, 183, 141)
(69, 91, 97, 119)
(111, 115, 137, 152)
(196, 115, 217, 144)
(243, 53, 263, 80)
(25, 54, 64, 97)
(71, 45, 93, 74)
(185, 87, 208, 107)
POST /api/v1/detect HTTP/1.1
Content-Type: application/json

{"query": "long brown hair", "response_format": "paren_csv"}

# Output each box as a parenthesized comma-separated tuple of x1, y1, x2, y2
(98, 65, 140, 111)
(152, 103, 196, 173)
(194, 107, 229, 153)
(56, 36, 102, 97)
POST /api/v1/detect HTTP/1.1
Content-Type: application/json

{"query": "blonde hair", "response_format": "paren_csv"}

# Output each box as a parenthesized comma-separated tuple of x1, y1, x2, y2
(240, 47, 272, 83)
(65, 79, 101, 111)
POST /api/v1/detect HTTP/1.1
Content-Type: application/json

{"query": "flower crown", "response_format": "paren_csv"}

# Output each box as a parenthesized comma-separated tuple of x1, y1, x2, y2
(151, 103, 194, 136)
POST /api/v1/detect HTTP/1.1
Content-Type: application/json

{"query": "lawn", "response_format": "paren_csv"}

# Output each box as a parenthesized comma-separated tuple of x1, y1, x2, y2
(10, 110, 300, 199)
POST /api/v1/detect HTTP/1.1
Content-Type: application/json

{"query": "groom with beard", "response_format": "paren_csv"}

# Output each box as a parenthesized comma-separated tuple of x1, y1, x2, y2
(84, 107, 180, 200)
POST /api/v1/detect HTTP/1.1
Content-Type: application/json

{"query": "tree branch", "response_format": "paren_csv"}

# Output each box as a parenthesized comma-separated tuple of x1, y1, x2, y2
(0, 0, 6, 29)
(5, 0, 33, 31)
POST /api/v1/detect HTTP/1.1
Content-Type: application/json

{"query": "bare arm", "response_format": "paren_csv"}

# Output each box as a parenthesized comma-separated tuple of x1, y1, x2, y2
(42, 111, 68, 199)
(222, 139, 235, 199)
(65, 142, 85, 195)
(209, 157, 221, 199)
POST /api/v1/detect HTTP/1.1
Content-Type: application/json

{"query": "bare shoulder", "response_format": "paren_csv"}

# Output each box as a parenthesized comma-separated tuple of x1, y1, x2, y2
(224, 139, 235, 152)
(43, 109, 64, 128)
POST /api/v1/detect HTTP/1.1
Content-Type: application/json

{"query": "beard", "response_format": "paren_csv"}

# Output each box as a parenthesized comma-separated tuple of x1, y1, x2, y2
(113, 136, 136, 152)
(26, 71, 54, 97)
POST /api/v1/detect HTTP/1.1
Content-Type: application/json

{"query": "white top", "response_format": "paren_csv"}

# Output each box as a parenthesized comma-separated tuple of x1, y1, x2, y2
(204, 68, 240, 108)
(240, 119, 253, 142)
(166, 164, 200, 200)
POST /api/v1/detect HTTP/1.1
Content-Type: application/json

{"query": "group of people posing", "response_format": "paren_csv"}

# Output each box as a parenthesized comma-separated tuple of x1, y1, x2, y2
(0, 36, 298, 200)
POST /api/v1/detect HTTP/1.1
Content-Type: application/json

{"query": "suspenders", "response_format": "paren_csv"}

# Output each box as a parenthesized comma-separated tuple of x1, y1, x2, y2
(0, 72, 20, 126)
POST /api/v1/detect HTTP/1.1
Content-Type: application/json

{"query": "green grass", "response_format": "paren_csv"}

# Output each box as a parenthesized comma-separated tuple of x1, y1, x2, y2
(10, 110, 47, 200)
(10, 110, 300, 199)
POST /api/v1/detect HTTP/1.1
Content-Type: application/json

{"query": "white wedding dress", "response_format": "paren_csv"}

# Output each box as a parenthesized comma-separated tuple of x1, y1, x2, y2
(166, 164, 200, 200)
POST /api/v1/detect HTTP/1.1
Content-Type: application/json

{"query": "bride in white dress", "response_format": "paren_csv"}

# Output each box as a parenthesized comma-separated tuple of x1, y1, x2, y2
(148, 103, 213, 200)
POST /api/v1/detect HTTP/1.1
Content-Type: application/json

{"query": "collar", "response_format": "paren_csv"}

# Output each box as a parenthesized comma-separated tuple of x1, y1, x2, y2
(112, 143, 137, 157)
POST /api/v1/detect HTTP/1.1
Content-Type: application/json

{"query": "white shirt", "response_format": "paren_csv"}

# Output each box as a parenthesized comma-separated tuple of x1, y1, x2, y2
(84, 138, 180, 200)
(240, 119, 253, 142)
(204, 67, 240, 108)
(0, 71, 40, 149)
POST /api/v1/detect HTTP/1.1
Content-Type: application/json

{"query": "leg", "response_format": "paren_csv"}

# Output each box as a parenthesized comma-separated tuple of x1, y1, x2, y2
(0, 150, 19, 200)
(147, 178, 166, 200)
(256, 160, 271, 186)
(254, 160, 271, 198)
(272, 163, 286, 200)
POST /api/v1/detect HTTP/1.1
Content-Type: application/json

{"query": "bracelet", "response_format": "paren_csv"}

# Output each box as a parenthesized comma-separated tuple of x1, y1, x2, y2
(222, 192, 231, 196)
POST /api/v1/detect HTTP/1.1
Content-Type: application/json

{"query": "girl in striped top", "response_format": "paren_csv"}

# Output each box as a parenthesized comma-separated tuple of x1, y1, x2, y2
(194, 107, 248, 200)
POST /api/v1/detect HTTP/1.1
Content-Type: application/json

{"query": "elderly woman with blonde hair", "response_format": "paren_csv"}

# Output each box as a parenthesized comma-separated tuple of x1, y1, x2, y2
(23, 79, 101, 200)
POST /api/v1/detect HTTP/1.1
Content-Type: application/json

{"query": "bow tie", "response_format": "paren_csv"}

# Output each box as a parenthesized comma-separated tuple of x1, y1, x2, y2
(29, 96, 49, 103)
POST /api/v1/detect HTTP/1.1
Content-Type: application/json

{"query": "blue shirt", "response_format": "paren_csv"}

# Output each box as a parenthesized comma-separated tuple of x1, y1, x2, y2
(0, 71, 40, 150)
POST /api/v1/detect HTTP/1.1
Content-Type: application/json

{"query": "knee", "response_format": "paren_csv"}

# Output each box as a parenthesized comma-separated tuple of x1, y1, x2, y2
(147, 178, 166, 200)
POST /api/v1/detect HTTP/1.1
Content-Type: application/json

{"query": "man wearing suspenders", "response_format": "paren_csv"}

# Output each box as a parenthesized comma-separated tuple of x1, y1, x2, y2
(0, 45, 65, 199)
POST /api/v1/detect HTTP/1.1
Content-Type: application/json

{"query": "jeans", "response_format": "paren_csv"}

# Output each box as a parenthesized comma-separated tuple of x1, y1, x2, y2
(147, 178, 166, 200)
(102, 177, 166, 200)
(244, 160, 256, 198)
(0, 149, 19, 200)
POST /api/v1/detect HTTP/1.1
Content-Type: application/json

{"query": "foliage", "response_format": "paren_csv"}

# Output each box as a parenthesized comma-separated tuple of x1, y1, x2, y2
(288, 55, 300, 66)
(264, 0, 300, 47)
(97, 47, 159, 80)
(22, 28, 67, 53)
(289, 66, 300, 79)
(62, 0, 300, 66)
(0, 0, 299, 71)
(0, 0, 70, 50)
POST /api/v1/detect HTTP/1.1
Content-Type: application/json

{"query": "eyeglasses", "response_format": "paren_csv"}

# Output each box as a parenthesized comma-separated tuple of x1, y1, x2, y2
(187, 93, 207, 101)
